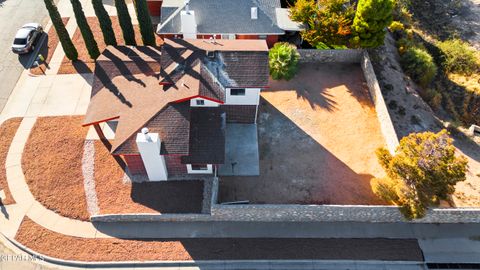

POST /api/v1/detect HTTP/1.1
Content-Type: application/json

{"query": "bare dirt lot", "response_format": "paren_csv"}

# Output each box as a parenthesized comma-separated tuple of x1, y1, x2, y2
(219, 63, 387, 205)
(15, 217, 423, 261)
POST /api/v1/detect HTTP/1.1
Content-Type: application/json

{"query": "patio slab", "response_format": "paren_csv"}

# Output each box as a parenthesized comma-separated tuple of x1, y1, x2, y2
(218, 124, 260, 176)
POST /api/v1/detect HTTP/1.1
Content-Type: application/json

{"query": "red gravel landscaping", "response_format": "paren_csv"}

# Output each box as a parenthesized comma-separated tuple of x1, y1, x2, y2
(30, 18, 69, 75)
(22, 116, 90, 220)
(0, 118, 22, 205)
(57, 17, 163, 74)
(15, 217, 424, 262)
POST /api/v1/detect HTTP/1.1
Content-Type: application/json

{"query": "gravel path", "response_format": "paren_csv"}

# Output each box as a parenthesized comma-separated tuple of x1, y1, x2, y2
(82, 140, 99, 215)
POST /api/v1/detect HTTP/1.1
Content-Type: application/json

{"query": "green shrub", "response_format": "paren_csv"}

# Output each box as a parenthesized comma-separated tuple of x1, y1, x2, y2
(269, 42, 300, 80)
(400, 46, 438, 86)
(437, 39, 479, 75)
(350, 0, 394, 48)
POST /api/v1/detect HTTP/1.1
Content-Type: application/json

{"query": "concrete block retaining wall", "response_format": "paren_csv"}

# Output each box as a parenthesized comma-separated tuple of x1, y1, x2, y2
(298, 49, 363, 63)
(361, 52, 400, 154)
(91, 50, 478, 224)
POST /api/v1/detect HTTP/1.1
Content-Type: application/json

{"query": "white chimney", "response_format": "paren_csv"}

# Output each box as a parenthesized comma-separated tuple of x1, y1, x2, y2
(251, 7, 258, 20)
(181, 10, 197, 39)
(136, 128, 168, 181)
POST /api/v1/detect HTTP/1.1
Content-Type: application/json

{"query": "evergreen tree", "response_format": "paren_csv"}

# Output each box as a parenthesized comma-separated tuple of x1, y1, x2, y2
(350, 0, 393, 48)
(42, 0, 78, 61)
(92, 0, 117, 46)
(133, 0, 156, 46)
(115, 0, 136, 45)
(371, 130, 468, 219)
(70, 0, 100, 59)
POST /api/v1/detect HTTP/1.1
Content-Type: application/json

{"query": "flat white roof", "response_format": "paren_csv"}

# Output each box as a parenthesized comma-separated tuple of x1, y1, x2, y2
(275, 8, 305, 31)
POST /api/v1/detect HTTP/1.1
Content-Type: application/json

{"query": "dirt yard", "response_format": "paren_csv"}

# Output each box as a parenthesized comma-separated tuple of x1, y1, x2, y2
(219, 63, 387, 205)
(94, 142, 204, 214)
(57, 16, 163, 74)
(22, 116, 90, 220)
(0, 118, 22, 205)
(15, 217, 423, 261)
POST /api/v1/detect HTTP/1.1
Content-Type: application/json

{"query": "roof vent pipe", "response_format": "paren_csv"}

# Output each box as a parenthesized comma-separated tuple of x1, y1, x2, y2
(141, 127, 152, 142)
(185, 0, 190, 14)
(251, 7, 258, 20)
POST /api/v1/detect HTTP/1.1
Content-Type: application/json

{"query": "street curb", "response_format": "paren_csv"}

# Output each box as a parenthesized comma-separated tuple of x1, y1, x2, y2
(1, 233, 426, 269)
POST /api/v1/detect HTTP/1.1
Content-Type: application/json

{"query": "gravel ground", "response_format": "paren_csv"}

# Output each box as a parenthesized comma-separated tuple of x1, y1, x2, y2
(22, 116, 90, 220)
(81, 140, 99, 215)
(0, 118, 22, 205)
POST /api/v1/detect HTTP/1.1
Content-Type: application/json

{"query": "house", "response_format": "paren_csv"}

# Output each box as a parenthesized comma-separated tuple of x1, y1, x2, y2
(83, 39, 268, 181)
(156, 0, 303, 47)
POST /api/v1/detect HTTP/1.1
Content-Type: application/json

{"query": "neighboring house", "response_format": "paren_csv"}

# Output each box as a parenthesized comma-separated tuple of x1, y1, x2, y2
(156, 0, 303, 47)
(83, 39, 268, 180)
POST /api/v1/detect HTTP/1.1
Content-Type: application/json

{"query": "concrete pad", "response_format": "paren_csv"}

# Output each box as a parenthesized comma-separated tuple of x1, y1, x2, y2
(218, 124, 260, 176)
(5, 153, 22, 168)
(86, 126, 100, 140)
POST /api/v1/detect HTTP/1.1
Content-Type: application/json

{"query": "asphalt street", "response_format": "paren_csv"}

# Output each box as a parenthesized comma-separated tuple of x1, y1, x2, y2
(0, 0, 51, 112)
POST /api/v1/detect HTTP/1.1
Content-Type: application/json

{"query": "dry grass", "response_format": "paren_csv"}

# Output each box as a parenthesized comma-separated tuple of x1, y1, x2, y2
(94, 141, 204, 214)
(58, 17, 164, 74)
(448, 73, 480, 94)
(15, 217, 424, 262)
(0, 118, 23, 205)
(22, 116, 90, 220)
(30, 18, 69, 75)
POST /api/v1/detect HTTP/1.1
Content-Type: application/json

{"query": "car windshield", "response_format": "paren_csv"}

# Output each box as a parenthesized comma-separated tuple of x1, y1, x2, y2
(14, 38, 27, 45)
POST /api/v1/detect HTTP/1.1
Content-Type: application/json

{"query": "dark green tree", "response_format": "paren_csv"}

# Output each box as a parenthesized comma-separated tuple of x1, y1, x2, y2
(42, 0, 78, 61)
(371, 130, 468, 219)
(70, 0, 100, 59)
(115, 0, 136, 45)
(133, 0, 156, 46)
(350, 0, 394, 48)
(92, 0, 117, 46)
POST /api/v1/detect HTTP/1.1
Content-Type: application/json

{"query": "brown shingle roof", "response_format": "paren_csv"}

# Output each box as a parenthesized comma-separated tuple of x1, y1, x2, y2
(181, 107, 226, 164)
(112, 102, 191, 155)
(84, 39, 267, 156)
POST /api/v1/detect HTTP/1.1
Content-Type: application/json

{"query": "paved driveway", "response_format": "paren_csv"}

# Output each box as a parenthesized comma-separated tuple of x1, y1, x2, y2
(0, 0, 51, 112)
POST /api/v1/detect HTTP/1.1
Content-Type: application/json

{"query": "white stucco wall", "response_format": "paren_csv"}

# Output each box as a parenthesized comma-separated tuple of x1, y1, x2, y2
(225, 88, 261, 105)
(136, 132, 169, 181)
(187, 164, 213, 174)
(190, 98, 220, 107)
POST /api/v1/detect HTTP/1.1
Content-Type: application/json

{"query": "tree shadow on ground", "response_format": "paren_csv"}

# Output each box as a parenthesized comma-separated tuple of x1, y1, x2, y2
(219, 97, 386, 205)
(265, 62, 373, 112)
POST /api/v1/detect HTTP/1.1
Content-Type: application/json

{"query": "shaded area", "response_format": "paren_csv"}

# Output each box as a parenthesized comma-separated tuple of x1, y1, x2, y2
(131, 181, 204, 214)
(220, 63, 387, 205)
(30, 17, 70, 75)
(22, 116, 90, 221)
(0, 118, 23, 206)
(58, 16, 163, 74)
(15, 217, 424, 261)
(94, 141, 203, 214)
